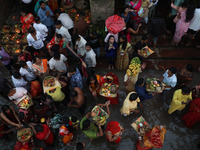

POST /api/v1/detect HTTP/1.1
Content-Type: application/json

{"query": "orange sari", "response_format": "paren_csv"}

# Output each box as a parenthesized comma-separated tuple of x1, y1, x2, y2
(32, 59, 48, 74)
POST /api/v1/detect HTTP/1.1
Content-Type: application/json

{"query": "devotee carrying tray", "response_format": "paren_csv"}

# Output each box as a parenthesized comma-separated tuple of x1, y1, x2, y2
(43, 76, 61, 93)
(146, 78, 164, 93)
(99, 83, 118, 98)
(91, 106, 109, 126)
(140, 46, 154, 57)
(17, 128, 32, 142)
(17, 94, 33, 110)
(126, 57, 141, 77)
(131, 116, 151, 135)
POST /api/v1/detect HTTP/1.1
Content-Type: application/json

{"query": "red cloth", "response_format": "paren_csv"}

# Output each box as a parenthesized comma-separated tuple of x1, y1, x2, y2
(35, 124, 54, 146)
(105, 15, 125, 34)
(182, 98, 200, 128)
(129, 0, 142, 23)
(46, 36, 64, 51)
(31, 81, 42, 98)
(20, 13, 35, 33)
(99, 73, 119, 104)
(15, 141, 32, 150)
(136, 141, 151, 150)
(105, 121, 121, 143)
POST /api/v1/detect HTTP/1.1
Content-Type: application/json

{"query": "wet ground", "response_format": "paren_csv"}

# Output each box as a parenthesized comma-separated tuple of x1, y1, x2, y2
(0, 64, 200, 150)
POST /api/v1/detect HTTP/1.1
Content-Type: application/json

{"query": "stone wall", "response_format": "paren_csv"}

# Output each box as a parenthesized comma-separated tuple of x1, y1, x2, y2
(0, 0, 16, 25)
(90, 0, 115, 24)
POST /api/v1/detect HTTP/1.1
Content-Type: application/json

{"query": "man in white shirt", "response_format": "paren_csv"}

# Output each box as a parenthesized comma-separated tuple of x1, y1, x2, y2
(48, 52, 68, 75)
(85, 43, 96, 68)
(56, 9, 74, 36)
(162, 67, 177, 90)
(33, 17, 48, 41)
(55, 20, 72, 46)
(27, 27, 44, 50)
(19, 61, 36, 81)
(12, 72, 29, 90)
(73, 34, 87, 56)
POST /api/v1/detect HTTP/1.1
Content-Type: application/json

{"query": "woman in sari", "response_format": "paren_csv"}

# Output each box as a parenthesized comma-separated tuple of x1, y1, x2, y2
(136, 125, 167, 150)
(129, 0, 142, 26)
(20, 10, 35, 33)
(99, 73, 119, 104)
(171, 2, 195, 44)
(32, 55, 49, 79)
(105, 121, 124, 144)
(177, 64, 193, 88)
(115, 35, 132, 71)
(29, 123, 54, 146)
(182, 98, 200, 128)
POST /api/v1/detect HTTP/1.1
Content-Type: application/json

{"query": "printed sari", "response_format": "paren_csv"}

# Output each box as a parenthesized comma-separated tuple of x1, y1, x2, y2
(20, 13, 35, 33)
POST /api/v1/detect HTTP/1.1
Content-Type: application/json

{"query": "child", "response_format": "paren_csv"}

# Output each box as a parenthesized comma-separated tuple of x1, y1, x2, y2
(88, 74, 101, 97)
(59, 116, 73, 145)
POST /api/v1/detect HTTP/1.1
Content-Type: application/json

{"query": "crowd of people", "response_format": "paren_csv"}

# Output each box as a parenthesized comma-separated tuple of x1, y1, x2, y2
(0, 0, 200, 149)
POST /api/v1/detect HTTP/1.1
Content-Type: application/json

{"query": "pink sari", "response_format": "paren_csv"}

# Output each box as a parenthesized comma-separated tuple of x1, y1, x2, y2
(173, 11, 190, 44)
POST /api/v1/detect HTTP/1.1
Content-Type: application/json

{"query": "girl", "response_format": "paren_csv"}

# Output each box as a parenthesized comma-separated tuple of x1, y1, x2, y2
(105, 35, 117, 70)
(115, 35, 132, 71)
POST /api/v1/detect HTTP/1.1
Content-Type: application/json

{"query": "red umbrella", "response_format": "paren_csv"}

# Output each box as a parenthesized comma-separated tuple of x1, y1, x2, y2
(105, 15, 125, 34)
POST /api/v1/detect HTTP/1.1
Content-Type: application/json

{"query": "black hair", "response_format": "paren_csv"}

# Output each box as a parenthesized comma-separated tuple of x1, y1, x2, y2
(129, 93, 138, 101)
(39, 1, 45, 5)
(180, 2, 195, 22)
(186, 64, 194, 72)
(13, 72, 21, 79)
(76, 142, 84, 150)
(72, 34, 80, 44)
(91, 31, 99, 37)
(20, 9, 27, 14)
(35, 17, 40, 23)
(35, 125, 43, 132)
(105, 35, 115, 50)
(19, 61, 27, 67)
(142, 34, 148, 41)
(79, 12, 85, 18)
(82, 119, 90, 130)
(56, 34, 62, 39)
(119, 35, 128, 50)
(68, 66, 76, 73)
(25, 46, 36, 53)
(70, 89, 78, 98)
(62, 116, 73, 132)
(53, 52, 60, 59)
(136, 78, 144, 86)
(71, 116, 78, 122)
(169, 67, 177, 74)
(124, 5, 130, 13)
(51, 44, 60, 52)
(34, 103, 42, 110)
(28, 27, 35, 34)
(85, 42, 92, 47)
(182, 86, 191, 94)
(33, 55, 40, 63)
(55, 9, 63, 15)
(55, 20, 62, 26)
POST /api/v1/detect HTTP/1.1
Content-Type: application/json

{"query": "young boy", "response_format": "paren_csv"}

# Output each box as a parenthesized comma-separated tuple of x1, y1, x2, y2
(85, 43, 96, 69)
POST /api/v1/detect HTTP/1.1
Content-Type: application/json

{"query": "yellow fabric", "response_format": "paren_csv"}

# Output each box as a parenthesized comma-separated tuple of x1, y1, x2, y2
(47, 87, 65, 102)
(120, 92, 140, 115)
(125, 68, 142, 92)
(141, 0, 150, 18)
(168, 89, 192, 114)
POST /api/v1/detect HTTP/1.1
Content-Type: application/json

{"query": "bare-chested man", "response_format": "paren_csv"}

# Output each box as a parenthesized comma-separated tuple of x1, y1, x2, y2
(67, 87, 85, 114)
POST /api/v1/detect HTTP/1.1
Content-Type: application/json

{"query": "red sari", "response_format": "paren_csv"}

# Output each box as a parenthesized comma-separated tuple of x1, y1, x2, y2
(20, 13, 35, 33)
(99, 73, 119, 104)
(129, 0, 142, 23)
(15, 141, 32, 150)
(182, 98, 200, 128)
(136, 126, 166, 150)
(30, 81, 42, 98)
(35, 124, 54, 146)
(105, 121, 122, 144)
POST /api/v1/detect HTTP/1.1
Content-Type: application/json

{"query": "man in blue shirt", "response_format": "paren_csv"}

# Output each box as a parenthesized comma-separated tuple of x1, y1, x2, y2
(37, 1, 54, 40)
(135, 78, 154, 103)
